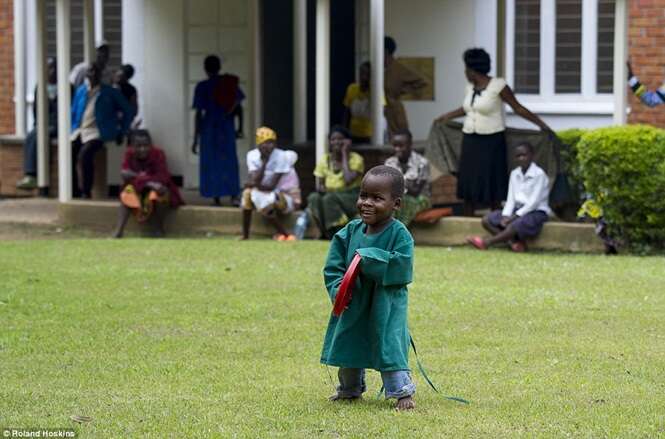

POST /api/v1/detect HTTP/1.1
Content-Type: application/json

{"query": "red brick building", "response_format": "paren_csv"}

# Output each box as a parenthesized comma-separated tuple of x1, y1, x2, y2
(627, 0, 665, 126)
(0, 0, 14, 134)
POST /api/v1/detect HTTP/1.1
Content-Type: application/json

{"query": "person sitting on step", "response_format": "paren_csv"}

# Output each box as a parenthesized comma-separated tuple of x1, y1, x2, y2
(240, 127, 301, 241)
(112, 129, 183, 238)
(467, 142, 551, 252)
(384, 128, 431, 226)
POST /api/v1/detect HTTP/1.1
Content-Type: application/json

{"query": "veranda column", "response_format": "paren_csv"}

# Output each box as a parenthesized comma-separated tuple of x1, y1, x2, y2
(315, 0, 330, 162)
(94, 0, 104, 44)
(369, 0, 384, 146)
(83, 0, 95, 63)
(612, 0, 628, 125)
(293, 0, 307, 143)
(36, 0, 49, 192)
(57, 0, 72, 202)
(249, 0, 263, 130)
(13, 0, 26, 136)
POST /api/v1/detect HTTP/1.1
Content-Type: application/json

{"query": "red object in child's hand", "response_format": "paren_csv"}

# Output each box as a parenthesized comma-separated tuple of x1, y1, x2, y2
(332, 253, 362, 317)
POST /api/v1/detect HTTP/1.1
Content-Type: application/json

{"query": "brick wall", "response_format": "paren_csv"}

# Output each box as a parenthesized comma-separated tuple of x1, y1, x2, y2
(0, 0, 14, 134)
(628, 0, 665, 127)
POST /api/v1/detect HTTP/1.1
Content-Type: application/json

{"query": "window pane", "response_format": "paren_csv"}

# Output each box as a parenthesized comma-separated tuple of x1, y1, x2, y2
(514, 0, 541, 94)
(597, 0, 615, 93)
(555, 0, 582, 93)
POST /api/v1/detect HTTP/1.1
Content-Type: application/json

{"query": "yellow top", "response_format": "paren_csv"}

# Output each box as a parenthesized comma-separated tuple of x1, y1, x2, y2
(342, 83, 385, 139)
(314, 152, 365, 191)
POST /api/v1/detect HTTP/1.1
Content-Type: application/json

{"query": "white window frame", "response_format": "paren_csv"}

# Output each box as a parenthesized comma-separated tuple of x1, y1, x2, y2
(505, 0, 613, 114)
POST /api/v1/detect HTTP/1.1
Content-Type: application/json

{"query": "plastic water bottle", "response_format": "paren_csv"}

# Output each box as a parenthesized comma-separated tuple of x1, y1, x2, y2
(293, 211, 309, 240)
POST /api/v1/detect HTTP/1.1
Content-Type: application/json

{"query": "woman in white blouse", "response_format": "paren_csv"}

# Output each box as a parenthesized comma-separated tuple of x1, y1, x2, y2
(437, 48, 552, 216)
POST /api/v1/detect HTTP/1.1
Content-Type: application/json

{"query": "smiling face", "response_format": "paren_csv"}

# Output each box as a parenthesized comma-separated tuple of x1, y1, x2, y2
(356, 173, 401, 229)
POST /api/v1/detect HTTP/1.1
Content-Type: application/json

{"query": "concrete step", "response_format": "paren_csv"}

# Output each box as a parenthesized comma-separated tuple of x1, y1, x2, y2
(57, 201, 605, 252)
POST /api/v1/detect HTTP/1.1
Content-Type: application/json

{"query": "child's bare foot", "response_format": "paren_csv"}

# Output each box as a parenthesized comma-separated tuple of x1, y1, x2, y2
(328, 393, 360, 402)
(395, 396, 415, 411)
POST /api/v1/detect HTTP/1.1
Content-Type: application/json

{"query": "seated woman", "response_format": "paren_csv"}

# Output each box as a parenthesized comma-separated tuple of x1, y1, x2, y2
(112, 129, 184, 238)
(241, 126, 301, 241)
(307, 126, 365, 239)
(384, 128, 431, 226)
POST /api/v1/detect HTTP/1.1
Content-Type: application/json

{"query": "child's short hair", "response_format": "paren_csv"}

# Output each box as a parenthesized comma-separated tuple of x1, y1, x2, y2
(366, 165, 405, 199)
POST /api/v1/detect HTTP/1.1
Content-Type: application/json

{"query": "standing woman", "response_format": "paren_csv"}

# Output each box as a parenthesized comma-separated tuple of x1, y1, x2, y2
(307, 126, 365, 239)
(437, 48, 552, 216)
(191, 55, 245, 206)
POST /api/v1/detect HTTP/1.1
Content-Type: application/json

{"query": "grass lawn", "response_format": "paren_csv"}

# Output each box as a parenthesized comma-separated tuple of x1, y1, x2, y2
(1, 238, 665, 437)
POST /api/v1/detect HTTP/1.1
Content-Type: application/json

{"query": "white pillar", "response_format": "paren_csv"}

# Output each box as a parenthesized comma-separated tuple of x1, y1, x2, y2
(122, 0, 144, 123)
(250, 0, 262, 131)
(36, 0, 49, 190)
(83, 0, 95, 63)
(94, 0, 104, 44)
(293, 0, 307, 144)
(57, 0, 72, 202)
(369, 0, 384, 146)
(613, 0, 628, 125)
(13, 0, 27, 136)
(315, 0, 330, 162)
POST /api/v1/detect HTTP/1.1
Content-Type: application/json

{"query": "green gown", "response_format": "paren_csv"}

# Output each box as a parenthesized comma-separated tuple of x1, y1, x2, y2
(320, 218, 414, 372)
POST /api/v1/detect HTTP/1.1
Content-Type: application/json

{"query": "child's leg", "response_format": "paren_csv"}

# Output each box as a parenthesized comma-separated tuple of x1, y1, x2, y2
(330, 368, 365, 400)
(381, 370, 416, 410)
(112, 204, 132, 238)
(481, 210, 503, 235)
(240, 188, 254, 239)
(484, 224, 518, 247)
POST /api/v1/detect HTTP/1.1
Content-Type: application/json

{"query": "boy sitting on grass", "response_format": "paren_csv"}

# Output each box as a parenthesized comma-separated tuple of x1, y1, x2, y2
(321, 165, 416, 411)
(467, 142, 551, 252)
(241, 126, 301, 240)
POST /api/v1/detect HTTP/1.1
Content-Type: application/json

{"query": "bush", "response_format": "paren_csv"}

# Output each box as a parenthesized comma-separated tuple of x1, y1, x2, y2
(576, 125, 665, 249)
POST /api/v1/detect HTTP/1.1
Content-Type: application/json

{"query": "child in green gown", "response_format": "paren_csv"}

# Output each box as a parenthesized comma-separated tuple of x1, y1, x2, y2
(321, 165, 416, 410)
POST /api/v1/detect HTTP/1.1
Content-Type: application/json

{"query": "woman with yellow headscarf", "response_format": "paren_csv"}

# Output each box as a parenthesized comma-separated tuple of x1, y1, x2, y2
(240, 126, 301, 240)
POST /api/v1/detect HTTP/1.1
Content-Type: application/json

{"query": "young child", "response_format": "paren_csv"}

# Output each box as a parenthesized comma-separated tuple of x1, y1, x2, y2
(241, 126, 301, 240)
(321, 165, 416, 410)
(467, 142, 551, 252)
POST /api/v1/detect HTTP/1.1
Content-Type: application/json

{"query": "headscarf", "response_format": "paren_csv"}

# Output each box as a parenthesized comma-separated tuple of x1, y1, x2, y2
(256, 126, 277, 145)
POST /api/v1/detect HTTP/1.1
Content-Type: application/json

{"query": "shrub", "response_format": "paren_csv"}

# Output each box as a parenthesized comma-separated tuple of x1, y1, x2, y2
(576, 125, 665, 249)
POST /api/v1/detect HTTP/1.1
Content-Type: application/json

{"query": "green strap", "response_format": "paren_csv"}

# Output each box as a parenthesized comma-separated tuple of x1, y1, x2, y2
(407, 336, 470, 404)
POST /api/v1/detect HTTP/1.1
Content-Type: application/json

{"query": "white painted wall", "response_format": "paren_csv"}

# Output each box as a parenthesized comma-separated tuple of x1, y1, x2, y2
(385, 0, 476, 141)
(185, 0, 253, 188)
(138, 0, 188, 182)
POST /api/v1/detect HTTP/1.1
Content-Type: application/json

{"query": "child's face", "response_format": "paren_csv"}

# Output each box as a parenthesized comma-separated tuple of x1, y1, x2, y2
(356, 174, 401, 226)
(515, 145, 533, 171)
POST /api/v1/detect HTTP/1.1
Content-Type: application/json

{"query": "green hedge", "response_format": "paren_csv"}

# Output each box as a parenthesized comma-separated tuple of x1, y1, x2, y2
(575, 125, 665, 249)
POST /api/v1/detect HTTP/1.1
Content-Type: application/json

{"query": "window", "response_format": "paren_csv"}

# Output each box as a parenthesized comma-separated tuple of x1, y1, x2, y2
(507, 0, 615, 104)
(555, 0, 582, 93)
(596, 0, 615, 93)
(514, 0, 541, 93)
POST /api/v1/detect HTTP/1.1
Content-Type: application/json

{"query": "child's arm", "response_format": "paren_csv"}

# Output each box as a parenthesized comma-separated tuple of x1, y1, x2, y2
(323, 227, 350, 302)
(356, 232, 413, 287)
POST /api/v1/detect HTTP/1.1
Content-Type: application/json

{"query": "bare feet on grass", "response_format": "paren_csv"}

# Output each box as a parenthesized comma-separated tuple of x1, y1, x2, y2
(396, 396, 415, 411)
(328, 393, 360, 402)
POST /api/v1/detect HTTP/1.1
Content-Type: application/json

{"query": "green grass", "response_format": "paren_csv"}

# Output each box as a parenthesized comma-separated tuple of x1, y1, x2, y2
(1, 238, 665, 438)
